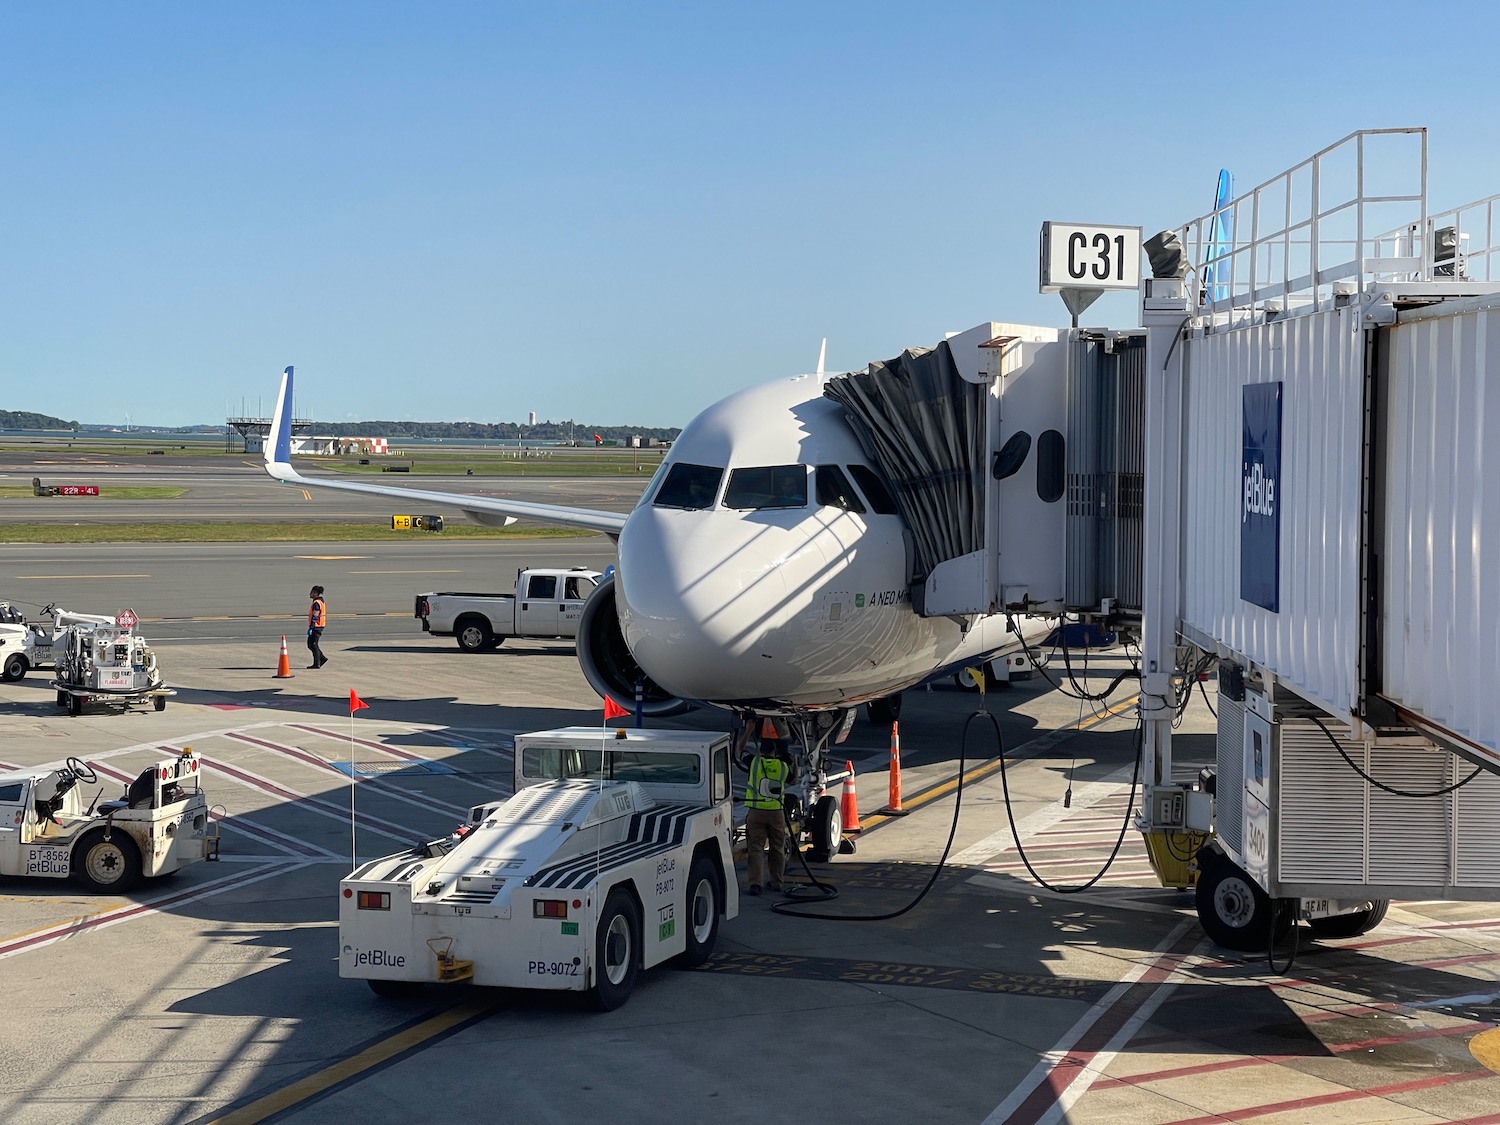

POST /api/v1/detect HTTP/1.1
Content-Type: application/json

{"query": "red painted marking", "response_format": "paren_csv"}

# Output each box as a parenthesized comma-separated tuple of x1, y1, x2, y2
(994, 927, 1201, 1125)
(224, 731, 341, 774)
(288, 723, 427, 760)
(0, 863, 291, 959)
(1156, 1068, 1497, 1125)
(1091, 1022, 1493, 1091)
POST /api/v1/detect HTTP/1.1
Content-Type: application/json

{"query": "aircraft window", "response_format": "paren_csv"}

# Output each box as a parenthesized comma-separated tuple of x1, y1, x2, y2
(563, 576, 596, 601)
(635, 460, 670, 509)
(0, 782, 22, 803)
(848, 464, 899, 515)
(654, 463, 723, 509)
(724, 466, 807, 510)
(815, 465, 866, 513)
(527, 574, 558, 600)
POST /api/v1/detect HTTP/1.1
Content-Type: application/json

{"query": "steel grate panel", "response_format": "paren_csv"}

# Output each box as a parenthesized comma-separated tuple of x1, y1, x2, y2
(1215, 695, 1244, 854)
(1278, 722, 1370, 884)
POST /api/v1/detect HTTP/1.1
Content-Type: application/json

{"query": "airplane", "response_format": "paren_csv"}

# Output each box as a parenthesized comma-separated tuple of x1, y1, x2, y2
(263, 350, 1044, 846)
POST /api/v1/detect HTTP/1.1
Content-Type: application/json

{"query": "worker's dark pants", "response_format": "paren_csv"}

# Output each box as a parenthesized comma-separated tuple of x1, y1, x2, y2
(745, 806, 787, 889)
(307, 628, 326, 668)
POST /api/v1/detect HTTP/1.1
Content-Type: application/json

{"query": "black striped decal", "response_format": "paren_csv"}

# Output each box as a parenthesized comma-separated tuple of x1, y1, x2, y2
(528, 804, 698, 890)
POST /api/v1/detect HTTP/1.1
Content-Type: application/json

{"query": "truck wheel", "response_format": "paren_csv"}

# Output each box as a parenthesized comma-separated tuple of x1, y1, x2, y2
(1195, 855, 1289, 951)
(676, 854, 722, 968)
(73, 829, 142, 892)
(1307, 900, 1389, 939)
(1, 653, 25, 681)
(154, 695, 167, 712)
(807, 795, 842, 863)
(592, 887, 641, 1010)
(68, 693, 83, 716)
(367, 979, 422, 999)
(864, 694, 902, 724)
(455, 617, 493, 653)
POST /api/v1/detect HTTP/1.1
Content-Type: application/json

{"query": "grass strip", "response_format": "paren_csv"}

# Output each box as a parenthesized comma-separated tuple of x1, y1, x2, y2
(0, 522, 594, 544)
(0, 486, 188, 499)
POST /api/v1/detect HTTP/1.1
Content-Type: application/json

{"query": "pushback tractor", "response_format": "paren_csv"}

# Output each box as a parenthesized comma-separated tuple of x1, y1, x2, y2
(339, 728, 737, 1009)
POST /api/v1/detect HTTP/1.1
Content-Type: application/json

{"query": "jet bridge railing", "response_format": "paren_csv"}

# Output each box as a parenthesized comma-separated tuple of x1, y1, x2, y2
(1179, 127, 1429, 322)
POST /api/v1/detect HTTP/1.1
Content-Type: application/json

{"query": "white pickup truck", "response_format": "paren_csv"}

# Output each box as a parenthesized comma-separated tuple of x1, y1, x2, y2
(415, 567, 602, 652)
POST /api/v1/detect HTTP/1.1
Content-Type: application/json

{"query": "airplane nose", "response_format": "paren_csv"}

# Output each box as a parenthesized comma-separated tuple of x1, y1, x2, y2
(616, 506, 803, 701)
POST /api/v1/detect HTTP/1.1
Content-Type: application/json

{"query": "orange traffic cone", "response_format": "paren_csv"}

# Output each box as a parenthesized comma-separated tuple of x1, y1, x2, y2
(273, 635, 294, 679)
(840, 759, 862, 834)
(879, 721, 908, 816)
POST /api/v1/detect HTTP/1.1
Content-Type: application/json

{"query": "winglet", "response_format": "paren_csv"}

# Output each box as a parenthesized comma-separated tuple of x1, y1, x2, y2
(265, 366, 297, 481)
(816, 338, 827, 378)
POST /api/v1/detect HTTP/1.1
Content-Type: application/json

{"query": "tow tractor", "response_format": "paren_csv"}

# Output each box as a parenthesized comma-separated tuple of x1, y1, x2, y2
(340, 727, 736, 1009)
(0, 750, 218, 890)
(50, 609, 174, 715)
(0, 602, 111, 682)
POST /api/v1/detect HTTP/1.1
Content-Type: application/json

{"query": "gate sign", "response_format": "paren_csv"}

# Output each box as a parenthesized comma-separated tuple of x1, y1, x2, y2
(115, 609, 139, 631)
(1039, 222, 1142, 292)
(1240, 382, 1283, 612)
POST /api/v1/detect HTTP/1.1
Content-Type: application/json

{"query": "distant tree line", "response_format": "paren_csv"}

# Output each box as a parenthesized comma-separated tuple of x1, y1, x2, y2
(0, 410, 79, 430)
(312, 420, 681, 443)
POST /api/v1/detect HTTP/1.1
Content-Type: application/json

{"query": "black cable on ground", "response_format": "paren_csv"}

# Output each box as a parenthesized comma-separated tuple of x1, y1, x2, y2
(1268, 899, 1300, 975)
(1311, 714, 1482, 798)
(770, 707, 986, 921)
(995, 712, 1144, 894)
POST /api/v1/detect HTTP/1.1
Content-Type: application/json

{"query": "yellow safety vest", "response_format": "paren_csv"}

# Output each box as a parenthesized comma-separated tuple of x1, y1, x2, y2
(744, 756, 790, 811)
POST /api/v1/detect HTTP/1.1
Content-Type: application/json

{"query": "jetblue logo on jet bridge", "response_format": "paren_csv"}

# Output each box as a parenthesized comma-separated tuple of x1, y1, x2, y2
(1240, 382, 1282, 613)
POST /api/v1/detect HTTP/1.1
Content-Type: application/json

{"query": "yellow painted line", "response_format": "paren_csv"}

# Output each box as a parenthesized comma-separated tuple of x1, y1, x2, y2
(293, 555, 368, 560)
(1473, 1027, 1500, 1074)
(0, 906, 116, 944)
(300, 489, 311, 501)
(348, 569, 463, 574)
(858, 694, 1140, 832)
(14, 573, 151, 580)
(207, 998, 500, 1124)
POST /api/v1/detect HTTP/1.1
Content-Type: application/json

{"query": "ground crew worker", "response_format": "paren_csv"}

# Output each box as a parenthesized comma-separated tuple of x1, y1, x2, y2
(307, 585, 328, 669)
(743, 725, 797, 895)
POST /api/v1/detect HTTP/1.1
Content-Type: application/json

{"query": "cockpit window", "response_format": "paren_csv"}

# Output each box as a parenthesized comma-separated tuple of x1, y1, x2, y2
(848, 464, 899, 515)
(723, 465, 807, 510)
(815, 465, 866, 513)
(653, 463, 724, 509)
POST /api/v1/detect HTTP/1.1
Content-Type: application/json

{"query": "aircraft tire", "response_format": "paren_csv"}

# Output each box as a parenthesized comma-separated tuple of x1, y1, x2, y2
(807, 795, 842, 863)
(864, 694, 902, 724)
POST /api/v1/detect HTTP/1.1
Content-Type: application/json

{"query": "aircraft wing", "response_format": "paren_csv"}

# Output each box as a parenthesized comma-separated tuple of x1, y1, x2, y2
(261, 367, 630, 537)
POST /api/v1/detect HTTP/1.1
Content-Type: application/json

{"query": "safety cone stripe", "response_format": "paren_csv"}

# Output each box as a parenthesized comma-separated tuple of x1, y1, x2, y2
(880, 720, 907, 816)
(840, 758, 862, 834)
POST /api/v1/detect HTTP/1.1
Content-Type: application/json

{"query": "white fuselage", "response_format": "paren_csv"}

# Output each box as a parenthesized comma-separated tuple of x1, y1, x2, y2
(615, 375, 1006, 710)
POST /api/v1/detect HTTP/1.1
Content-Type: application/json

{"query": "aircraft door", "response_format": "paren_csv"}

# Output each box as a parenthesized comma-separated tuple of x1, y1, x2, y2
(518, 573, 562, 635)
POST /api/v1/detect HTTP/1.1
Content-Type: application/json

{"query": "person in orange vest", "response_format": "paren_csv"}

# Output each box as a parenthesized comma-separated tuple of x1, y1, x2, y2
(306, 585, 329, 669)
(743, 724, 797, 895)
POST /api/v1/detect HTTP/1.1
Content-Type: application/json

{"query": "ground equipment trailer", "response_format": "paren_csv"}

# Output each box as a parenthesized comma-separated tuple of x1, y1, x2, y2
(0, 750, 216, 890)
(0, 602, 113, 682)
(340, 727, 736, 1009)
(50, 614, 174, 715)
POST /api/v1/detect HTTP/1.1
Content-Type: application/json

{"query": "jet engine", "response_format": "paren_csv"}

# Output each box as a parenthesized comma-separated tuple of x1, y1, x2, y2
(575, 576, 692, 717)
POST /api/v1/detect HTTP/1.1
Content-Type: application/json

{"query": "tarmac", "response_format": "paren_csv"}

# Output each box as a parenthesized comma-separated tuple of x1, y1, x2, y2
(0, 462, 1497, 1124)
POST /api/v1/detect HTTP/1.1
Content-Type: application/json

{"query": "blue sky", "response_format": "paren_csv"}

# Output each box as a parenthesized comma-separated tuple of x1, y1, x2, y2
(3, 2, 1497, 428)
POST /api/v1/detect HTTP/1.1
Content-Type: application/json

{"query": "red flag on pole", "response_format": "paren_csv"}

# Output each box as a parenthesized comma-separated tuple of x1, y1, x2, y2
(350, 690, 369, 714)
(603, 696, 629, 721)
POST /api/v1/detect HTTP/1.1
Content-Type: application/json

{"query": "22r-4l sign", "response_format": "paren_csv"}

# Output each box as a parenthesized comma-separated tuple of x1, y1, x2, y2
(1039, 222, 1142, 292)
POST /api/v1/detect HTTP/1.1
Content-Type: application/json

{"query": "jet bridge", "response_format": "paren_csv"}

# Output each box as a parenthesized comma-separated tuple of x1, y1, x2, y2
(824, 322, 1145, 625)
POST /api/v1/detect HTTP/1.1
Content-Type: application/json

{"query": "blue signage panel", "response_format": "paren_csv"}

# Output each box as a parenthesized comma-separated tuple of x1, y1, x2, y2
(1240, 382, 1282, 612)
